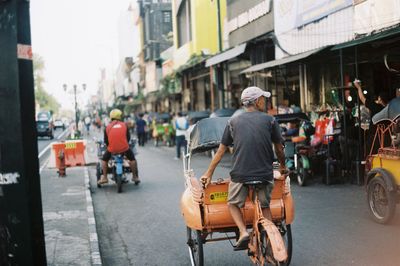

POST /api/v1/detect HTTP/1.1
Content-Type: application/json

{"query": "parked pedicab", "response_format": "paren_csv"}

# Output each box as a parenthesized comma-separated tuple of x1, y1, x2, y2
(181, 117, 294, 265)
(209, 108, 236, 118)
(365, 97, 400, 224)
(187, 111, 210, 125)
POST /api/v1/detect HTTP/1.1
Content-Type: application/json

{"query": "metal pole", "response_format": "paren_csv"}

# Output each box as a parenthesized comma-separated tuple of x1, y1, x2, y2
(74, 85, 78, 132)
(355, 46, 362, 185)
(274, 68, 278, 114)
(210, 67, 214, 112)
(216, 0, 224, 108)
(216, 0, 222, 52)
(340, 49, 349, 177)
(0, 0, 46, 264)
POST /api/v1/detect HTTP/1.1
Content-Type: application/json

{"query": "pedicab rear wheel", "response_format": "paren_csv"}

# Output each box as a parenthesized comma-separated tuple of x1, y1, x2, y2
(367, 175, 396, 224)
(281, 223, 292, 265)
(186, 227, 203, 266)
(259, 223, 292, 266)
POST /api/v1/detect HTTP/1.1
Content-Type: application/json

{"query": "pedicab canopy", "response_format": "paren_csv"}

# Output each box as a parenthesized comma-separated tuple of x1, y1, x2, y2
(372, 97, 400, 124)
(273, 113, 310, 123)
(209, 108, 236, 118)
(187, 111, 210, 124)
(189, 117, 230, 154)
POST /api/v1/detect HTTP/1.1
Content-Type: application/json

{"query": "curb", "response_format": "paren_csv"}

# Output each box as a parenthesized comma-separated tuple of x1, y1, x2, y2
(84, 167, 102, 265)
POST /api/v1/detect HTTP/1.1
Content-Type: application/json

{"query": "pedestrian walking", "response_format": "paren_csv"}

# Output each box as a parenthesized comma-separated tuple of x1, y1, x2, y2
(136, 113, 147, 146)
(84, 116, 91, 135)
(174, 112, 188, 159)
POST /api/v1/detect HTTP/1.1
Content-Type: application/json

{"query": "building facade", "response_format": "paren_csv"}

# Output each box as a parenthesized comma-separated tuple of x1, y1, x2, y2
(138, 0, 173, 111)
(168, 0, 227, 112)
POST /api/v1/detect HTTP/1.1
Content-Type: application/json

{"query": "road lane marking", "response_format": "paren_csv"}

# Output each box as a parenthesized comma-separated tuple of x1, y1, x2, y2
(38, 128, 69, 159)
(38, 143, 52, 159)
(39, 157, 50, 173)
(57, 127, 70, 140)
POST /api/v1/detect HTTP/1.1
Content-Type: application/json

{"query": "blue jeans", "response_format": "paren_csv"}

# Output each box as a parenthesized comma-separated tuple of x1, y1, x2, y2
(176, 135, 187, 158)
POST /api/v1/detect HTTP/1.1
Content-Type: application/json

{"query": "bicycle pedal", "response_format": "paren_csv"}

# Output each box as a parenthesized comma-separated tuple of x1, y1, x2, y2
(233, 245, 248, 251)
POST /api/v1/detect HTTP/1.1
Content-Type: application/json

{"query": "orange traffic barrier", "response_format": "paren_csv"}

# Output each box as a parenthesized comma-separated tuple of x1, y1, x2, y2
(52, 143, 66, 169)
(49, 140, 86, 168)
(63, 140, 86, 167)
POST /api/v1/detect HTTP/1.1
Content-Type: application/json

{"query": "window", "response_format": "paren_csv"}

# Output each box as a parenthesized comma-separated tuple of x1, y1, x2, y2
(177, 0, 192, 47)
(163, 11, 171, 23)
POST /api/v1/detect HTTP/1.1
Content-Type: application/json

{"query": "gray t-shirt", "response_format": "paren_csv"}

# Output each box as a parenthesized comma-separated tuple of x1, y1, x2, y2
(221, 111, 283, 183)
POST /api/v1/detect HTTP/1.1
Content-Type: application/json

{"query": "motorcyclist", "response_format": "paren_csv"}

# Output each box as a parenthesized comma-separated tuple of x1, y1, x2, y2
(98, 109, 140, 185)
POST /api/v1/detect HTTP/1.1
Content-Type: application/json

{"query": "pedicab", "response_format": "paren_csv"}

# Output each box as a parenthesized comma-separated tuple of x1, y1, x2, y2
(365, 97, 400, 224)
(187, 111, 210, 125)
(209, 108, 236, 118)
(181, 117, 295, 266)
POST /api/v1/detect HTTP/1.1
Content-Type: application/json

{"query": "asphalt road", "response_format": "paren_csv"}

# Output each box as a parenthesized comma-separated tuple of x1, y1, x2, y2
(89, 143, 400, 266)
(37, 128, 69, 165)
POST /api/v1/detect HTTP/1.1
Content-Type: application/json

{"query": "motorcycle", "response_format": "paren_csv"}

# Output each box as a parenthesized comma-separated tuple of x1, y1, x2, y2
(95, 138, 139, 193)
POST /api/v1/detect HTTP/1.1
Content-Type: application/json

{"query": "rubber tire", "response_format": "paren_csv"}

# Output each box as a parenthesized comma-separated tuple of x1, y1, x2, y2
(296, 158, 308, 187)
(96, 163, 102, 188)
(281, 224, 292, 266)
(116, 174, 122, 193)
(187, 227, 203, 266)
(367, 175, 396, 224)
(259, 223, 292, 266)
(259, 229, 281, 266)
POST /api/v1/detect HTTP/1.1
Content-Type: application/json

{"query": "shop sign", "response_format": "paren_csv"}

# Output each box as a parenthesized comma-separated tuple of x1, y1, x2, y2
(227, 0, 272, 34)
(145, 61, 157, 93)
(162, 59, 174, 78)
(274, 0, 353, 34)
(17, 44, 32, 60)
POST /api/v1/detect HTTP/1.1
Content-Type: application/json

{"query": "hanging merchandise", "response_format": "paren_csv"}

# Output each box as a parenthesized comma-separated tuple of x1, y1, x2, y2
(312, 115, 329, 146)
(360, 105, 371, 131)
(324, 116, 336, 145)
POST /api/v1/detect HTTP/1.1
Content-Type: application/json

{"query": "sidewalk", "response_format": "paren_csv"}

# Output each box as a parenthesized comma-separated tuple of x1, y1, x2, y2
(41, 166, 101, 265)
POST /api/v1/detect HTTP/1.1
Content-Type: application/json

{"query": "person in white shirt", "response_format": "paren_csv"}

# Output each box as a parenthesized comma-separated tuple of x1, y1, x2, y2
(175, 112, 188, 159)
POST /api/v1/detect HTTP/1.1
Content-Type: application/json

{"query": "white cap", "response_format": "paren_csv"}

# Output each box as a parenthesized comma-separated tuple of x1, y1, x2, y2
(241, 86, 271, 104)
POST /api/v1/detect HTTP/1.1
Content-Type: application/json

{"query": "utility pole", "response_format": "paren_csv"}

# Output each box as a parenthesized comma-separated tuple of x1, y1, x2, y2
(215, 0, 225, 108)
(216, 0, 222, 53)
(0, 1, 47, 265)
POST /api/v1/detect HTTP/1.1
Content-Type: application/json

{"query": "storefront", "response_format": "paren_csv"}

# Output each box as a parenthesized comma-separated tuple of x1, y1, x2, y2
(332, 26, 400, 101)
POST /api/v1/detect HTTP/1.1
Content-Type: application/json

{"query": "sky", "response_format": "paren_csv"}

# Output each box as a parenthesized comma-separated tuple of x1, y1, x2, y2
(30, 0, 134, 111)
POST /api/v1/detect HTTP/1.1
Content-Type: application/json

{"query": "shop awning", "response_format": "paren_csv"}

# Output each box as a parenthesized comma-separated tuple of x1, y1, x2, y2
(331, 26, 400, 50)
(205, 43, 247, 67)
(241, 47, 327, 74)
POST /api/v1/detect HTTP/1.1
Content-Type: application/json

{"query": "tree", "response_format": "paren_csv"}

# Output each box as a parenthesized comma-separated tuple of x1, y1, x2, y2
(33, 54, 60, 115)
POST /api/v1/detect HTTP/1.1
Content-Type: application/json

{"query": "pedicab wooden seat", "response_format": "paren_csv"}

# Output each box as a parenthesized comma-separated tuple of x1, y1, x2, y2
(181, 174, 295, 232)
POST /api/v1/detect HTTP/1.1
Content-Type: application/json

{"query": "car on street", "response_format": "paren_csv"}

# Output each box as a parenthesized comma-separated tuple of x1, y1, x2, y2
(54, 119, 65, 130)
(36, 111, 54, 139)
